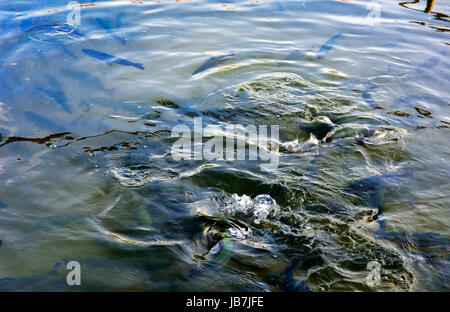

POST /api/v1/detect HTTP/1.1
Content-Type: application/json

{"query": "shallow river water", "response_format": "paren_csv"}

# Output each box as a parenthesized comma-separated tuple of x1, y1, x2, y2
(0, 0, 449, 291)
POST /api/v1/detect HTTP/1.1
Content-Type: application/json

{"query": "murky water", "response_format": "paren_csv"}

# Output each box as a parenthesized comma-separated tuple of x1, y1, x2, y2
(0, 0, 449, 291)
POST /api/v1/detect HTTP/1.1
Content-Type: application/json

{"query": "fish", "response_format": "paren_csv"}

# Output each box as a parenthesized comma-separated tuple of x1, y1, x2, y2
(278, 49, 312, 66)
(189, 238, 234, 278)
(362, 85, 378, 108)
(317, 32, 344, 60)
(282, 134, 320, 153)
(37, 75, 71, 114)
(416, 56, 439, 74)
(23, 111, 67, 133)
(0, 201, 7, 209)
(360, 65, 395, 109)
(284, 49, 311, 61)
(274, 0, 286, 12)
(82, 48, 145, 70)
(95, 17, 127, 45)
(375, 219, 450, 253)
(192, 53, 235, 76)
(281, 263, 311, 292)
(343, 171, 413, 218)
(0, 263, 62, 291)
(0, 240, 2, 247)
(266, 257, 321, 292)
(194, 192, 414, 291)
(115, 12, 126, 27)
(354, 128, 405, 146)
(298, 116, 338, 140)
(60, 68, 113, 96)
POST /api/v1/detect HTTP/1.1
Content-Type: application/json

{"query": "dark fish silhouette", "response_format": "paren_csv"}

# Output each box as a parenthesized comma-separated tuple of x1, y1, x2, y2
(281, 263, 311, 292)
(317, 32, 344, 60)
(416, 56, 439, 74)
(189, 238, 234, 278)
(115, 12, 126, 27)
(284, 49, 311, 60)
(82, 48, 144, 70)
(0, 263, 62, 291)
(278, 49, 312, 66)
(362, 85, 378, 108)
(95, 18, 127, 45)
(298, 116, 337, 140)
(343, 171, 413, 218)
(60, 68, 113, 96)
(361, 65, 394, 109)
(24, 111, 66, 133)
(266, 257, 320, 292)
(376, 219, 450, 253)
(192, 53, 235, 76)
(0, 202, 7, 209)
(37, 75, 71, 113)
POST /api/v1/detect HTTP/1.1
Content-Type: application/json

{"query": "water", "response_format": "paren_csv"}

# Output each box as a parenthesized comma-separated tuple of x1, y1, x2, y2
(0, 0, 449, 291)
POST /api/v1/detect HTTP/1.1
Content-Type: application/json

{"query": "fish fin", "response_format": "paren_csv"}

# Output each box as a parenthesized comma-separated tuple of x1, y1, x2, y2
(117, 36, 127, 45)
(371, 187, 385, 218)
(48, 262, 62, 276)
(133, 62, 145, 70)
(323, 128, 338, 141)
(355, 137, 366, 145)
(375, 219, 387, 238)
(294, 280, 311, 292)
(115, 13, 125, 27)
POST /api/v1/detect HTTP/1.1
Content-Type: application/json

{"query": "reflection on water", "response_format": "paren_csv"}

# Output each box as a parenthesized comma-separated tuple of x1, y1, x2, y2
(0, 0, 449, 291)
(399, 0, 449, 32)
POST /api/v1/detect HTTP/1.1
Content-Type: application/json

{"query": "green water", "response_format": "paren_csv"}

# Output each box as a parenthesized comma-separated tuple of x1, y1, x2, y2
(0, 0, 448, 291)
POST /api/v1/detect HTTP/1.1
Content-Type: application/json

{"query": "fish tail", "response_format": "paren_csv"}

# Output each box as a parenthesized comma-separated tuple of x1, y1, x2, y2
(375, 219, 387, 239)
(115, 36, 127, 45)
(61, 102, 72, 114)
(48, 262, 62, 276)
(132, 62, 145, 70)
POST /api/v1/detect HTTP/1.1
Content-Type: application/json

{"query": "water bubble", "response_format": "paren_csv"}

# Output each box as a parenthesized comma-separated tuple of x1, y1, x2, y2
(222, 194, 279, 225)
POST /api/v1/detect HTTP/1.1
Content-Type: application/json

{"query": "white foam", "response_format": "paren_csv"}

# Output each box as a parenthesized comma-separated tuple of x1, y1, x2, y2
(222, 194, 280, 224)
(283, 134, 319, 153)
(227, 226, 252, 239)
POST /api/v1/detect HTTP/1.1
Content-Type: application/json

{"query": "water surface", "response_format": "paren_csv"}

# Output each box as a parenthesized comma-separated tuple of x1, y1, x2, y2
(0, 0, 449, 291)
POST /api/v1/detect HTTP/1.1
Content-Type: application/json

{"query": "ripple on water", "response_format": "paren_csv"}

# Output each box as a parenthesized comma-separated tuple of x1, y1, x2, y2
(26, 23, 82, 43)
(191, 192, 415, 291)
